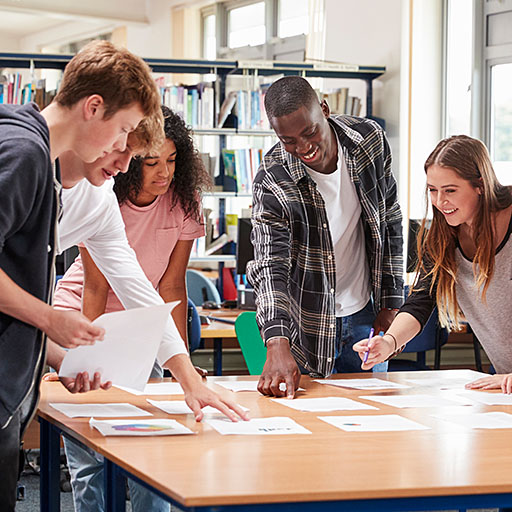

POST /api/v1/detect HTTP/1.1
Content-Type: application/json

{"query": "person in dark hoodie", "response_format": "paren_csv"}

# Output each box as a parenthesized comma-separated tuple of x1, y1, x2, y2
(0, 41, 162, 511)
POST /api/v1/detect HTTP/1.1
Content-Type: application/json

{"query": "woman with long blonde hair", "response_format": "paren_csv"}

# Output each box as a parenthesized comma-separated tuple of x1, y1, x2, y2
(353, 134, 512, 392)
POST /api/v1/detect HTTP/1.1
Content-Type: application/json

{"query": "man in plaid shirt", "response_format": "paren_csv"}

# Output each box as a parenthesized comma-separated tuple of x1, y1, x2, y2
(246, 76, 404, 398)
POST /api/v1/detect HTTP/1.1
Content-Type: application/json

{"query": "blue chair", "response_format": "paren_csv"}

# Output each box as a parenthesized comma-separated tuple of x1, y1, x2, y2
(388, 287, 448, 371)
(187, 299, 202, 352)
(186, 269, 221, 307)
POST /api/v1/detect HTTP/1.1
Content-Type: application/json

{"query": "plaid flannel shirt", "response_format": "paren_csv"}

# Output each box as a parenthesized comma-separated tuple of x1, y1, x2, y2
(246, 115, 404, 377)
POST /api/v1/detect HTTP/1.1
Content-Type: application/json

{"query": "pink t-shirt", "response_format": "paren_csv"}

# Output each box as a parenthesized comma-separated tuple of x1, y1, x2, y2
(54, 187, 204, 312)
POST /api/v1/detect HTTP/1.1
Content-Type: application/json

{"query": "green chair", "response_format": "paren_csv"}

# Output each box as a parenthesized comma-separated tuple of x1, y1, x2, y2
(234, 312, 267, 375)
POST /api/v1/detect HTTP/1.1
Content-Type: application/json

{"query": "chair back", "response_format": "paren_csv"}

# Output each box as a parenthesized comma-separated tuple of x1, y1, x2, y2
(186, 269, 221, 307)
(234, 312, 267, 375)
(187, 299, 202, 353)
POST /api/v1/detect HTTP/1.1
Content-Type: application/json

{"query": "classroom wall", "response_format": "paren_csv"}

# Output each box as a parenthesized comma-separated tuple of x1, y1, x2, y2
(323, 0, 403, 185)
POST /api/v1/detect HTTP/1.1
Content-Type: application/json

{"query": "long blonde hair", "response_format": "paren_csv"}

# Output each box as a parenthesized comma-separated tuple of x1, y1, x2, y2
(414, 135, 512, 330)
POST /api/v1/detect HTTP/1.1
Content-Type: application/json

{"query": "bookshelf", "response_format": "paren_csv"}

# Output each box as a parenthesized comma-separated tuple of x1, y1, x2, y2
(0, 52, 385, 298)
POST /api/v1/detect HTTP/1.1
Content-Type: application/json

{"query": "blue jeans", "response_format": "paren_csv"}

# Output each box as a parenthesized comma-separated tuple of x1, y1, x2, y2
(333, 299, 388, 374)
(64, 363, 170, 512)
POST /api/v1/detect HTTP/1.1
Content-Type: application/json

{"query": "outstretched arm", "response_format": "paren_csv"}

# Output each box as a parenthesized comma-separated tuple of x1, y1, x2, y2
(0, 268, 103, 348)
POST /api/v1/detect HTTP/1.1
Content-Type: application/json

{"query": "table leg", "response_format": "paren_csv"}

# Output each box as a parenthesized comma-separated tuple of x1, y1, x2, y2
(39, 418, 61, 512)
(104, 458, 127, 512)
(214, 338, 223, 376)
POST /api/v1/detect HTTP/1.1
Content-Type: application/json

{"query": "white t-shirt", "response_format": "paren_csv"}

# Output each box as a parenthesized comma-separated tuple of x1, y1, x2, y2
(306, 139, 370, 316)
(58, 179, 188, 366)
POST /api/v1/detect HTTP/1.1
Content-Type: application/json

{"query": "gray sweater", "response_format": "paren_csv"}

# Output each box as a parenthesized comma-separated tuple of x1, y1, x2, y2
(455, 228, 512, 373)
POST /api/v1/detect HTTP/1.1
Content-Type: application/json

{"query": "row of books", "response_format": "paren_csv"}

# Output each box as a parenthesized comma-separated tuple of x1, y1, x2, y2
(218, 88, 271, 131)
(321, 87, 363, 116)
(158, 81, 215, 129)
(0, 74, 55, 108)
(221, 148, 263, 194)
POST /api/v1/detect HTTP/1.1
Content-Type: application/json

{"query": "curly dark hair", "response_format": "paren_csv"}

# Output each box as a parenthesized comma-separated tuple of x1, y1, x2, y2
(114, 105, 211, 221)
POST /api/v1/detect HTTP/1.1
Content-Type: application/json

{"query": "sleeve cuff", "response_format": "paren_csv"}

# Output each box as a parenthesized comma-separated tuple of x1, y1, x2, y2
(156, 316, 188, 366)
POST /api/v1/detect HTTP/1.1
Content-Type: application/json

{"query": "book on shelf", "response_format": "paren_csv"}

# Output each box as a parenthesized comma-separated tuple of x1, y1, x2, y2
(159, 82, 215, 129)
(221, 148, 262, 193)
(321, 87, 362, 116)
(217, 91, 237, 128)
(234, 88, 270, 131)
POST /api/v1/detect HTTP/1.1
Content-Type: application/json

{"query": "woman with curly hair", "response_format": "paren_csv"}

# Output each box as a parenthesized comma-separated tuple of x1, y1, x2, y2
(53, 105, 211, 512)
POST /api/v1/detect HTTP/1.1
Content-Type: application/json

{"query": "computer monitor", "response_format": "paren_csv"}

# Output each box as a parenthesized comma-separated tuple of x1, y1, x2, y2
(236, 218, 254, 275)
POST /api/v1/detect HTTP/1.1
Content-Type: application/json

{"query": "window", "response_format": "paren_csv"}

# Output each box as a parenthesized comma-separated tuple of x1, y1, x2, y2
(278, 0, 309, 38)
(490, 62, 512, 184)
(203, 13, 217, 60)
(228, 2, 266, 49)
(444, 0, 473, 136)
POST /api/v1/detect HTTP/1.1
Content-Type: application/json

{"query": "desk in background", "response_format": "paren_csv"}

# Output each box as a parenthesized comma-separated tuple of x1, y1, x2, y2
(39, 371, 512, 512)
(198, 307, 238, 375)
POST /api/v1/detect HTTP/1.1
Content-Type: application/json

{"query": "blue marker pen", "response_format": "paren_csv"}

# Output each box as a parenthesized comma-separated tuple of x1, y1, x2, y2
(363, 328, 375, 364)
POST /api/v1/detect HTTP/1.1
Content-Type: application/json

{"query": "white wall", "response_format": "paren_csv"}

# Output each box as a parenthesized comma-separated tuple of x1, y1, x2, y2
(408, 0, 443, 220)
(324, 0, 403, 182)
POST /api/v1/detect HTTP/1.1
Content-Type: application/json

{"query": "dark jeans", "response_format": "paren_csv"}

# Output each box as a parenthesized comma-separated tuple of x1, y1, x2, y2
(334, 299, 388, 374)
(0, 410, 23, 512)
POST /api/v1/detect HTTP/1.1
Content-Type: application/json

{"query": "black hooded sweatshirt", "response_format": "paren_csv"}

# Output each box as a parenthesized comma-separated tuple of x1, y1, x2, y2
(0, 102, 57, 428)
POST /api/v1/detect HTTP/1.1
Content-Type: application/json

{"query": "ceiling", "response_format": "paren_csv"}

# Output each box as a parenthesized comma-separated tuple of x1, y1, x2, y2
(0, 10, 68, 38)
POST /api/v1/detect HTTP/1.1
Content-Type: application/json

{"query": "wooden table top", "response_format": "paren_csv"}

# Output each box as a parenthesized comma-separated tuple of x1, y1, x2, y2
(199, 307, 240, 339)
(38, 371, 512, 508)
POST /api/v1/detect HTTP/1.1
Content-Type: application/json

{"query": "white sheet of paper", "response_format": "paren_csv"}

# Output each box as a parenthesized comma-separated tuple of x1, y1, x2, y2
(456, 390, 512, 405)
(116, 382, 184, 396)
(147, 399, 249, 416)
(405, 370, 487, 389)
(59, 302, 178, 391)
(362, 393, 472, 408)
(49, 403, 151, 418)
(314, 378, 409, 390)
(271, 397, 378, 412)
(89, 418, 194, 436)
(432, 411, 512, 429)
(214, 381, 304, 392)
(319, 414, 430, 432)
(206, 416, 311, 435)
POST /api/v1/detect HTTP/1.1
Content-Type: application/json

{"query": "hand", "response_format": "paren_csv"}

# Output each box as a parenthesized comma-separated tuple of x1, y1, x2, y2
(183, 381, 250, 422)
(42, 371, 112, 393)
(353, 334, 395, 370)
(194, 366, 208, 377)
(373, 309, 398, 335)
(465, 374, 512, 394)
(46, 309, 105, 349)
(257, 338, 301, 399)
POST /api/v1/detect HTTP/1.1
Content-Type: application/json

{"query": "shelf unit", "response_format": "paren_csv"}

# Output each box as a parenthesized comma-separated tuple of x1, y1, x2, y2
(0, 52, 386, 298)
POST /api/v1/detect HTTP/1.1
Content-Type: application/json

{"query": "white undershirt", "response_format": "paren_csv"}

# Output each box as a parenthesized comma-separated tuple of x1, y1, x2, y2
(306, 138, 370, 316)
(58, 179, 188, 365)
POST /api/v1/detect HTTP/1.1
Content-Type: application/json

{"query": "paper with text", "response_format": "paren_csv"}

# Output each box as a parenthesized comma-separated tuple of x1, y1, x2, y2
(59, 302, 177, 391)
(50, 403, 151, 418)
(147, 399, 249, 416)
(207, 416, 311, 435)
(89, 418, 194, 436)
(314, 378, 409, 390)
(319, 414, 430, 432)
